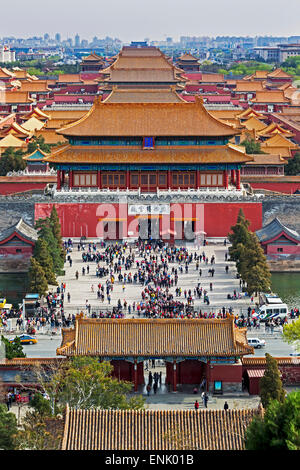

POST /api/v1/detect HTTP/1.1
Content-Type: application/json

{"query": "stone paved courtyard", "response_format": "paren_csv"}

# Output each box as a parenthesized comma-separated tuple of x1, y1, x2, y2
(55, 239, 255, 317)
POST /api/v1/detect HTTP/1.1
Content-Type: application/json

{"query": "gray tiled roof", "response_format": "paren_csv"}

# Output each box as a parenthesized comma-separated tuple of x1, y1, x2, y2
(256, 217, 300, 243)
(0, 218, 38, 243)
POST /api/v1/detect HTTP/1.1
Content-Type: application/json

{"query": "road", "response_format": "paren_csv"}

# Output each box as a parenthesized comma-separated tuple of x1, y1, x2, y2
(4, 330, 295, 359)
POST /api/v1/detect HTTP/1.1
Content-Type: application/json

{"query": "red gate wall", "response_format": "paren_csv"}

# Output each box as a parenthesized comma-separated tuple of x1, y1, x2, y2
(35, 202, 262, 238)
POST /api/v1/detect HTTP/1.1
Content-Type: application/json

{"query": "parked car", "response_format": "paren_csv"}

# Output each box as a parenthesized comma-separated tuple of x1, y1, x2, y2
(9, 334, 38, 345)
(248, 338, 266, 349)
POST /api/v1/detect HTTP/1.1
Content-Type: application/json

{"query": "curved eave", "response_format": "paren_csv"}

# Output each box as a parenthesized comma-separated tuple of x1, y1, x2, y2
(56, 98, 240, 138)
(44, 144, 253, 165)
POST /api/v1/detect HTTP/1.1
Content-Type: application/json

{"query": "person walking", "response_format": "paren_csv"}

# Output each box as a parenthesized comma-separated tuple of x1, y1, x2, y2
(194, 400, 199, 410)
(202, 391, 209, 408)
(6, 392, 11, 411)
(224, 401, 229, 411)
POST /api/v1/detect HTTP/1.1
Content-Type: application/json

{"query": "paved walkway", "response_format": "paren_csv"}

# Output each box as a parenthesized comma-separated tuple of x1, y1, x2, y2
(55, 241, 255, 317)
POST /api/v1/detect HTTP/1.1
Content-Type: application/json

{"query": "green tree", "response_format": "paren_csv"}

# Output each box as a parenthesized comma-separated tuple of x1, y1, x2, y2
(259, 353, 286, 409)
(0, 147, 26, 176)
(228, 208, 251, 262)
(16, 411, 62, 450)
(26, 136, 51, 155)
(1, 335, 26, 359)
(34, 239, 57, 286)
(285, 152, 300, 176)
(40, 357, 145, 412)
(0, 404, 18, 450)
(239, 232, 271, 296)
(228, 210, 271, 295)
(49, 206, 65, 263)
(245, 391, 300, 450)
(282, 318, 300, 353)
(28, 257, 48, 297)
(35, 217, 64, 274)
(29, 392, 53, 417)
(241, 137, 265, 154)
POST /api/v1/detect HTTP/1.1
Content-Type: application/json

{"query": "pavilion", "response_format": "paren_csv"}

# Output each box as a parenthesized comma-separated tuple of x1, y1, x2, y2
(56, 316, 254, 393)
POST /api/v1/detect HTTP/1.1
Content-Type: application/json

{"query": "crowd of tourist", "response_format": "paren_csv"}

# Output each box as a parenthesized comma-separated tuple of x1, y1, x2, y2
(1, 238, 298, 334)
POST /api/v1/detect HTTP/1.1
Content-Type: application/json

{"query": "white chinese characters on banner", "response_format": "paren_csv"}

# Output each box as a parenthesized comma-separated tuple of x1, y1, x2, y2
(128, 204, 170, 215)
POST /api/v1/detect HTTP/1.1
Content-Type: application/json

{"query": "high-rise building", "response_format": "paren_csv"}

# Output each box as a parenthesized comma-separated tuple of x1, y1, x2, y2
(55, 33, 61, 43)
(75, 34, 80, 47)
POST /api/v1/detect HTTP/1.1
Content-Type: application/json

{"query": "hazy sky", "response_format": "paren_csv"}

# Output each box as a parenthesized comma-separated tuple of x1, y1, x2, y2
(2, 0, 300, 42)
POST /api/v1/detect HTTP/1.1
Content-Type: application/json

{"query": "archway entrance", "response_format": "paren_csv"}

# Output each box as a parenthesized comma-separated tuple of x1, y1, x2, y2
(143, 358, 168, 395)
(138, 216, 160, 241)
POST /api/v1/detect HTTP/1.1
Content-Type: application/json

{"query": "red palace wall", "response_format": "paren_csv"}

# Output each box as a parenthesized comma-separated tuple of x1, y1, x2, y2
(0, 246, 33, 257)
(177, 360, 205, 384)
(209, 363, 243, 385)
(111, 360, 144, 385)
(0, 182, 50, 195)
(34, 202, 262, 238)
(250, 182, 300, 194)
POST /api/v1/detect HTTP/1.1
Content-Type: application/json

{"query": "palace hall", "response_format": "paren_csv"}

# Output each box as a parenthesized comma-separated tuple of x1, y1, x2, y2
(40, 94, 260, 239)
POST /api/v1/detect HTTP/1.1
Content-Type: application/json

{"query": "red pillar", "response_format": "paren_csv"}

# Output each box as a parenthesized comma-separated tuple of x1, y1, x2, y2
(230, 169, 235, 184)
(236, 169, 241, 190)
(61, 170, 65, 186)
(69, 170, 73, 189)
(196, 169, 200, 189)
(57, 170, 61, 190)
(223, 170, 228, 189)
(206, 360, 211, 393)
(134, 360, 138, 392)
(167, 169, 171, 189)
(173, 360, 177, 392)
(126, 170, 130, 189)
(97, 170, 101, 189)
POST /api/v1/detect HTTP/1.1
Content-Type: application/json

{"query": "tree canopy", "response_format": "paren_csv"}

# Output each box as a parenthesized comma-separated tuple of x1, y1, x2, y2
(228, 209, 271, 296)
(259, 353, 286, 409)
(285, 152, 300, 176)
(1, 335, 26, 360)
(240, 137, 266, 154)
(28, 257, 48, 297)
(282, 318, 300, 353)
(0, 404, 18, 450)
(0, 147, 26, 176)
(245, 391, 300, 450)
(42, 357, 145, 412)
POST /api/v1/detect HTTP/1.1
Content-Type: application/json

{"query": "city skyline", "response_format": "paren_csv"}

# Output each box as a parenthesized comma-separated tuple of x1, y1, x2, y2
(1, 0, 300, 43)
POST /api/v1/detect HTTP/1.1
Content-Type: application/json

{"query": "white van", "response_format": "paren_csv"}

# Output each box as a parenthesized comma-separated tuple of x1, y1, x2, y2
(258, 302, 289, 322)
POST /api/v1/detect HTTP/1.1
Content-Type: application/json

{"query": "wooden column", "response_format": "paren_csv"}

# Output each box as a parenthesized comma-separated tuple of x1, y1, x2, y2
(134, 360, 138, 392)
(69, 170, 73, 189)
(196, 169, 200, 189)
(61, 170, 65, 187)
(97, 170, 101, 189)
(167, 169, 171, 189)
(230, 169, 235, 184)
(173, 360, 177, 392)
(206, 359, 211, 393)
(126, 170, 130, 189)
(56, 169, 61, 190)
(236, 169, 241, 190)
(223, 170, 228, 189)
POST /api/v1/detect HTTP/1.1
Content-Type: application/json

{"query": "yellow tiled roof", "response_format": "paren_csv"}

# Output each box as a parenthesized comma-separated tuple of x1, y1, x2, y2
(61, 406, 262, 450)
(242, 116, 266, 132)
(261, 133, 299, 148)
(0, 133, 27, 148)
(57, 96, 239, 137)
(46, 143, 251, 165)
(56, 317, 253, 358)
